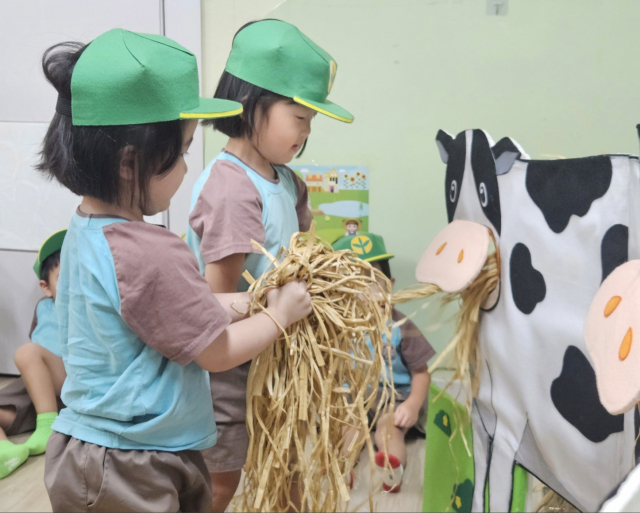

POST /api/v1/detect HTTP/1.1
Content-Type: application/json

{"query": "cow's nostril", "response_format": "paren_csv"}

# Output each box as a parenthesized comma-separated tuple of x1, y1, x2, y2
(458, 250, 464, 263)
(604, 296, 622, 318)
(619, 328, 633, 361)
(436, 243, 447, 255)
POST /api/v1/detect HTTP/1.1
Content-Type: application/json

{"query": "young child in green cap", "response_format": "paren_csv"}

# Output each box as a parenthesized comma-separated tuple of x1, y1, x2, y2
(0, 230, 66, 479)
(185, 19, 353, 511)
(36, 29, 311, 513)
(332, 233, 435, 493)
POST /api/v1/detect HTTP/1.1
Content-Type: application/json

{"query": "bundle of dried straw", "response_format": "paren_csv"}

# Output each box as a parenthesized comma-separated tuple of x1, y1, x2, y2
(241, 225, 394, 512)
(392, 250, 499, 399)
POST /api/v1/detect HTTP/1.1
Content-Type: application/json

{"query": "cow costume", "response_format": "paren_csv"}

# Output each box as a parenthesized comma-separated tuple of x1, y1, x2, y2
(417, 128, 640, 511)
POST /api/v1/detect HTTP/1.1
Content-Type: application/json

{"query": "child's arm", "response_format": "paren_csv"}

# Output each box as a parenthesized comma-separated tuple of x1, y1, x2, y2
(394, 365, 430, 429)
(205, 254, 249, 322)
(195, 281, 311, 373)
(211, 291, 252, 323)
(205, 253, 245, 294)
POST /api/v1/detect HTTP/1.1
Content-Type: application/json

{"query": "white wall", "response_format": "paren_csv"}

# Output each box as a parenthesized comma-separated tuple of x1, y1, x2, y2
(0, 0, 203, 374)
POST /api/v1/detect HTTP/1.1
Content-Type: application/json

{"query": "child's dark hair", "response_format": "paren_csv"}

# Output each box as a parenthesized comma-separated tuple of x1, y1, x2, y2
(374, 259, 392, 281)
(40, 251, 61, 283)
(37, 42, 185, 211)
(205, 21, 307, 157)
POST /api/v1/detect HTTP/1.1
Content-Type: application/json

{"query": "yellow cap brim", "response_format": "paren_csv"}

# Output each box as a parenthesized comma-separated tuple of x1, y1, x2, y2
(180, 97, 243, 119)
(293, 96, 354, 123)
(364, 254, 395, 263)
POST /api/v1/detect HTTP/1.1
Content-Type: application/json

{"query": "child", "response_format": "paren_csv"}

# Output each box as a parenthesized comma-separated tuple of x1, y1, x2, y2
(333, 233, 435, 493)
(36, 29, 311, 513)
(0, 230, 66, 479)
(186, 19, 353, 511)
(344, 218, 362, 236)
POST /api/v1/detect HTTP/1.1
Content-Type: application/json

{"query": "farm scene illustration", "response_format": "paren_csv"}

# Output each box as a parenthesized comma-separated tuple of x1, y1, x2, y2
(290, 165, 370, 244)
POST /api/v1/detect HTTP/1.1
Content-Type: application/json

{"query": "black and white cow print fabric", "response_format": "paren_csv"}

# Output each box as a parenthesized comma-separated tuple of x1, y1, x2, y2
(433, 129, 640, 512)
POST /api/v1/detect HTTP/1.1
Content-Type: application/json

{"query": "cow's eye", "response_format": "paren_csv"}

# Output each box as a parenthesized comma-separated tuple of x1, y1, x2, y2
(479, 182, 488, 207)
(449, 180, 458, 203)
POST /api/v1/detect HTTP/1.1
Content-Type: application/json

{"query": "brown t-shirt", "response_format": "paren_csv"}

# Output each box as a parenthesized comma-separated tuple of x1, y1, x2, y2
(393, 308, 436, 372)
(103, 221, 231, 365)
(189, 157, 312, 266)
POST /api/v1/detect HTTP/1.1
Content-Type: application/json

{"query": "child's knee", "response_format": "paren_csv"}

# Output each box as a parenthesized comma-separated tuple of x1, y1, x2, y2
(211, 470, 241, 498)
(14, 343, 42, 369)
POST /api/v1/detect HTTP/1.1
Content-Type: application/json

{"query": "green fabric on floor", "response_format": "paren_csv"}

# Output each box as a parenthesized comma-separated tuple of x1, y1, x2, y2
(0, 440, 29, 479)
(423, 384, 475, 512)
(23, 412, 57, 456)
(422, 384, 529, 512)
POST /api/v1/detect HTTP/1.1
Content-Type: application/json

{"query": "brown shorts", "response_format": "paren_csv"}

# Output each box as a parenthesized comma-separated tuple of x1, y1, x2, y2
(0, 378, 36, 436)
(201, 362, 251, 474)
(368, 387, 428, 434)
(45, 432, 212, 513)
(0, 378, 64, 436)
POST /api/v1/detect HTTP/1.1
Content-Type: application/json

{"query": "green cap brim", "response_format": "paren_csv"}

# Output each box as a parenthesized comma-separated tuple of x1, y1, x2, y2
(180, 97, 243, 119)
(33, 229, 67, 278)
(293, 97, 354, 123)
(364, 253, 395, 263)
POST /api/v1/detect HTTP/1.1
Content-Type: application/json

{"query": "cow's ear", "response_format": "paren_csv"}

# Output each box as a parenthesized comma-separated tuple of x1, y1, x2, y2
(436, 130, 454, 164)
(492, 137, 527, 175)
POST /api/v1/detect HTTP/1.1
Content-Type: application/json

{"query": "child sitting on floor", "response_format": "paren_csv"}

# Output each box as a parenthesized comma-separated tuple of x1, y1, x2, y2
(333, 232, 435, 493)
(0, 229, 67, 478)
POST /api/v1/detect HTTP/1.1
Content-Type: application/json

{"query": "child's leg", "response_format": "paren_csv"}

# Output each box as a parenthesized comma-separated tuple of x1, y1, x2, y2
(0, 408, 17, 439)
(0, 381, 34, 478)
(14, 343, 65, 413)
(206, 364, 251, 512)
(0, 409, 29, 479)
(14, 344, 66, 455)
(210, 470, 242, 512)
(340, 426, 365, 488)
(374, 413, 408, 467)
(374, 412, 409, 492)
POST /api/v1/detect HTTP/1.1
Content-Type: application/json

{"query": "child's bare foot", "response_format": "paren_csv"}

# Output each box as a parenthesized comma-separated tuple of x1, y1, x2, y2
(374, 452, 403, 493)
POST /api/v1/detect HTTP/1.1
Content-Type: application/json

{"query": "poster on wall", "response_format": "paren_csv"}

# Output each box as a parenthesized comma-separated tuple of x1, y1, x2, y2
(289, 165, 369, 244)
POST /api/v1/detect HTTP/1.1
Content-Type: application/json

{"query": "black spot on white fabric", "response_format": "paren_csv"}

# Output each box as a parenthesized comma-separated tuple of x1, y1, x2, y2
(509, 243, 546, 314)
(601, 224, 628, 282)
(437, 130, 467, 223)
(525, 156, 612, 234)
(551, 346, 624, 443)
(471, 130, 501, 235)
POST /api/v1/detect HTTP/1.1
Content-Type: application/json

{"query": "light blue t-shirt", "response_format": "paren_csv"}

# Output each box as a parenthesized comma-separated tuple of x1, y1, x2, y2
(31, 298, 61, 357)
(368, 323, 412, 388)
(186, 152, 303, 289)
(53, 212, 231, 451)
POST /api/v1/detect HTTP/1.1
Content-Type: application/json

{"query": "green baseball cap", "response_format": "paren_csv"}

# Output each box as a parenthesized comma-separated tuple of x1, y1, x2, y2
(34, 229, 67, 278)
(68, 29, 242, 126)
(332, 233, 394, 263)
(225, 20, 354, 123)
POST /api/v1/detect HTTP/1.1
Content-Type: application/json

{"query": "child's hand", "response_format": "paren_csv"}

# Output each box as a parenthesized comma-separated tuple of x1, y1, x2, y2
(394, 400, 421, 429)
(266, 281, 312, 329)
